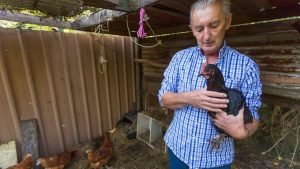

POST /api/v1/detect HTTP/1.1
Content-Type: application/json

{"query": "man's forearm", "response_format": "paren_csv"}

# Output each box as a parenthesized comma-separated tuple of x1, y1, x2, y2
(161, 92, 190, 109)
(244, 119, 259, 137)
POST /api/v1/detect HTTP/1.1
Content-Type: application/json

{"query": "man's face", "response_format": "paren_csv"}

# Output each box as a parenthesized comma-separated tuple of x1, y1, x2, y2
(190, 2, 232, 56)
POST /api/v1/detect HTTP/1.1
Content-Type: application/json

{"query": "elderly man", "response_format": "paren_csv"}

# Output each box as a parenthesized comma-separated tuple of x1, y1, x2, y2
(158, 0, 262, 168)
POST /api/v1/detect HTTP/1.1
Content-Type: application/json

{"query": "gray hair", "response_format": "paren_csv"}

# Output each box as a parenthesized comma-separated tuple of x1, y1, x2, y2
(190, 0, 231, 19)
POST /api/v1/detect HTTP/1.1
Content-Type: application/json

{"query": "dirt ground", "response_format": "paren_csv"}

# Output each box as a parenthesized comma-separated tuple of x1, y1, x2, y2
(65, 109, 298, 169)
(66, 121, 168, 169)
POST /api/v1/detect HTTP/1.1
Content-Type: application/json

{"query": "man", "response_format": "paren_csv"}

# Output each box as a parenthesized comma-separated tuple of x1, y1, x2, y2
(158, 0, 262, 168)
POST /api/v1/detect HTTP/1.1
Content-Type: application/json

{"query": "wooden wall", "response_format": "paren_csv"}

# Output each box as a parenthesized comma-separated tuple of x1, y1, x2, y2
(0, 29, 137, 158)
(141, 28, 300, 108)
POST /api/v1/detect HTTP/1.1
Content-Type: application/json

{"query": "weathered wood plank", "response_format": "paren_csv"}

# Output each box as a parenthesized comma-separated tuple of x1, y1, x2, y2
(73, 0, 159, 29)
(262, 94, 300, 109)
(261, 74, 300, 84)
(157, 0, 190, 15)
(136, 59, 167, 68)
(72, 10, 126, 29)
(148, 7, 188, 20)
(293, 21, 300, 33)
(85, 0, 160, 11)
(0, 10, 71, 28)
(263, 84, 300, 100)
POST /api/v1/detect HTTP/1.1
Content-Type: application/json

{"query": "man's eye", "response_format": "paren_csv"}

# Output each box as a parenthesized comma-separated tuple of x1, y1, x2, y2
(211, 24, 218, 28)
(196, 28, 203, 32)
(211, 22, 219, 28)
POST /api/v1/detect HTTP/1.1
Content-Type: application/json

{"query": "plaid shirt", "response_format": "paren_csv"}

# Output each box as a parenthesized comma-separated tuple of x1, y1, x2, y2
(158, 42, 262, 168)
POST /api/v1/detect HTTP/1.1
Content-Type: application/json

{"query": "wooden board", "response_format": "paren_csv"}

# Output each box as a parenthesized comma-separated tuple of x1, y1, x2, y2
(0, 140, 17, 168)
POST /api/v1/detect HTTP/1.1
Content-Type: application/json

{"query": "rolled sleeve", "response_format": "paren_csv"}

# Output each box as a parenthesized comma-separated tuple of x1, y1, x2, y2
(158, 54, 180, 105)
(241, 61, 262, 120)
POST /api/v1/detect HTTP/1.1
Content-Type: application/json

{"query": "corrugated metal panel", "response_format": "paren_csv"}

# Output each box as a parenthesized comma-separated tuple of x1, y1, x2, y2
(0, 29, 137, 158)
(141, 29, 300, 102)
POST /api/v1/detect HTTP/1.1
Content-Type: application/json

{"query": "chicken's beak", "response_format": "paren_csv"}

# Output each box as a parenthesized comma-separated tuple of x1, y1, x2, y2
(199, 71, 209, 79)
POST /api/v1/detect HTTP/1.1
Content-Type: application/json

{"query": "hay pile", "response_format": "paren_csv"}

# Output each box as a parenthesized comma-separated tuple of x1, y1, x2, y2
(66, 121, 168, 169)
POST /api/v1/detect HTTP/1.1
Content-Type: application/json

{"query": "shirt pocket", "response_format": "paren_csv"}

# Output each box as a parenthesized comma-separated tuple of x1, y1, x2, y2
(225, 77, 241, 89)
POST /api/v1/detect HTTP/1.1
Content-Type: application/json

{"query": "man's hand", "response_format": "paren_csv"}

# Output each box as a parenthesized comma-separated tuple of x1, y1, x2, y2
(161, 89, 228, 111)
(188, 88, 228, 112)
(212, 106, 259, 140)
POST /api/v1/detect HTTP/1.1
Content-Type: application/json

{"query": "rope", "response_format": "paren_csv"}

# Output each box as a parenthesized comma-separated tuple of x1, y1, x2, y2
(137, 8, 147, 38)
(94, 24, 107, 74)
(126, 15, 162, 48)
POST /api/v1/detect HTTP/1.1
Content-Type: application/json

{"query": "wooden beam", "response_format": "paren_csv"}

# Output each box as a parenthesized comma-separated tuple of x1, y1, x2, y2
(84, 0, 159, 12)
(83, 0, 118, 10)
(148, 7, 189, 20)
(262, 93, 300, 108)
(138, 0, 160, 7)
(0, 10, 72, 28)
(115, 0, 137, 12)
(157, 0, 190, 15)
(270, 0, 298, 8)
(73, 0, 159, 29)
(83, 0, 132, 12)
(293, 21, 300, 33)
(72, 10, 126, 29)
(135, 59, 167, 68)
(105, 0, 119, 5)
(263, 85, 300, 101)
(246, 0, 271, 9)
(250, 5, 300, 22)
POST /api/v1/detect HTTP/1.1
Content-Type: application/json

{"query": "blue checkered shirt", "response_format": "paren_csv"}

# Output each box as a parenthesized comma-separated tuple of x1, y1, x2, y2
(158, 42, 262, 168)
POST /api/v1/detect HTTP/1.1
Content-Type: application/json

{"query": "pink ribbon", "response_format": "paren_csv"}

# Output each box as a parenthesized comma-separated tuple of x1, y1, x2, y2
(137, 8, 147, 39)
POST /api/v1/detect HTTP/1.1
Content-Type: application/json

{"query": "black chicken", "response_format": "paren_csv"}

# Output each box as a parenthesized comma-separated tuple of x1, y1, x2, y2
(200, 64, 253, 148)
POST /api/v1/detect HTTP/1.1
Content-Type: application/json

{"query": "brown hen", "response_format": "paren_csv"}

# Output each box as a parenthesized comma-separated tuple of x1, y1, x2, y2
(86, 132, 113, 168)
(36, 151, 76, 169)
(7, 154, 33, 169)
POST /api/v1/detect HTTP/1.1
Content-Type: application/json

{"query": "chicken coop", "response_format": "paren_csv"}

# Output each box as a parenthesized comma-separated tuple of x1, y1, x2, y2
(0, 0, 299, 168)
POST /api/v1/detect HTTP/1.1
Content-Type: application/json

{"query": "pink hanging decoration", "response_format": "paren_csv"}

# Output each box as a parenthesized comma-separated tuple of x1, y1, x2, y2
(137, 8, 147, 39)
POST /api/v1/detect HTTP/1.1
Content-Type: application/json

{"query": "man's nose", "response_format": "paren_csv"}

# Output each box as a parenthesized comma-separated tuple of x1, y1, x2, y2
(203, 28, 211, 41)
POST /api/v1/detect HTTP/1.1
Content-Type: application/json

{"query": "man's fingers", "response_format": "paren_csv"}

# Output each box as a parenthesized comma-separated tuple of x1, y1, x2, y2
(202, 105, 227, 113)
(194, 89, 228, 111)
(204, 90, 227, 98)
(209, 97, 229, 104)
(200, 93, 228, 103)
(203, 101, 227, 109)
(202, 106, 222, 113)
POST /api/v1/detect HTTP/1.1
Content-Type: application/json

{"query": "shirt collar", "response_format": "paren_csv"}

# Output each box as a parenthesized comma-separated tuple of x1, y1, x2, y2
(216, 41, 227, 64)
(196, 41, 228, 64)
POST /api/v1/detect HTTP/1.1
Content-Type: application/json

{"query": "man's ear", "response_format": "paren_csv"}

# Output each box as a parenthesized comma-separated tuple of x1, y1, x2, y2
(225, 13, 232, 30)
